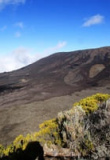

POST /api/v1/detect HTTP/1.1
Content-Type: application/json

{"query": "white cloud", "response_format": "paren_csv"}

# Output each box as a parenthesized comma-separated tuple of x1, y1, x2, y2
(0, 0, 26, 10)
(43, 41, 67, 56)
(0, 25, 7, 31)
(0, 47, 36, 73)
(15, 22, 24, 29)
(0, 41, 67, 73)
(15, 31, 21, 38)
(82, 14, 104, 27)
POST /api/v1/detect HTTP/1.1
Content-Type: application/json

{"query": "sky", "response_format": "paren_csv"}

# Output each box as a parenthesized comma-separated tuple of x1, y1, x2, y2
(0, 0, 110, 72)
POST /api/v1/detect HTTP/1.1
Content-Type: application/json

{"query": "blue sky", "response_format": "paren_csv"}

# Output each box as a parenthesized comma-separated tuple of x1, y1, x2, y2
(0, 0, 110, 72)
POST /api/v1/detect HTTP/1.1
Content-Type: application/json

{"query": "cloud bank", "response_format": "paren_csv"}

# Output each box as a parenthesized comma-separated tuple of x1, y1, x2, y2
(0, 41, 67, 73)
(0, 47, 35, 73)
(83, 14, 104, 27)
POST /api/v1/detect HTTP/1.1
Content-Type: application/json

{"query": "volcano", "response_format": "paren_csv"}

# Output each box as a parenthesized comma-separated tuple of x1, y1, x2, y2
(0, 46, 110, 145)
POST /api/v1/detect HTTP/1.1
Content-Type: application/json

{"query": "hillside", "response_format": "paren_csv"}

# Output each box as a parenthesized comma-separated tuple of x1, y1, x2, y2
(0, 46, 110, 106)
(0, 46, 110, 145)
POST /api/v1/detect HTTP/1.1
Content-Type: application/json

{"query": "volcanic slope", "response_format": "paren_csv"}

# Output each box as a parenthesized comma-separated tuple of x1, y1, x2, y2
(0, 46, 110, 145)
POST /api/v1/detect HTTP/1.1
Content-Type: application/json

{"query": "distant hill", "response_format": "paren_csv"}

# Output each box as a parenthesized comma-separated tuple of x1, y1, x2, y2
(0, 46, 110, 145)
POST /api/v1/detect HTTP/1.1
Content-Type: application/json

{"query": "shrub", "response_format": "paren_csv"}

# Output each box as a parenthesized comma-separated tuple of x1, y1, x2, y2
(73, 93, 110, 113)
(34, 118, 62, 146)
(92, 93, 110, 102)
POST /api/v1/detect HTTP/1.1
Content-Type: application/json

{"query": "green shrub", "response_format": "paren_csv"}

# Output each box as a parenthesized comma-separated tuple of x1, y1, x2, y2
(73, 93, 110, 113)
(34, 118, 62, 146)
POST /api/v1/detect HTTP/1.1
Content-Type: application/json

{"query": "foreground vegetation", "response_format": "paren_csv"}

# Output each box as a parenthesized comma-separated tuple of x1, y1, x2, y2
(0, 93, 110, 159)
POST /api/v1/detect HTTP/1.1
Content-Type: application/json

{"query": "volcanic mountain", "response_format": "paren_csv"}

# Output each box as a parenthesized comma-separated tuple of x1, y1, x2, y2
(0, 46, 110, 145)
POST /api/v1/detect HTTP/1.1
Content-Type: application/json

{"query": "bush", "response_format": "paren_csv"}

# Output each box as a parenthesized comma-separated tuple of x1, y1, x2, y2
(73, 93, 110, 113)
